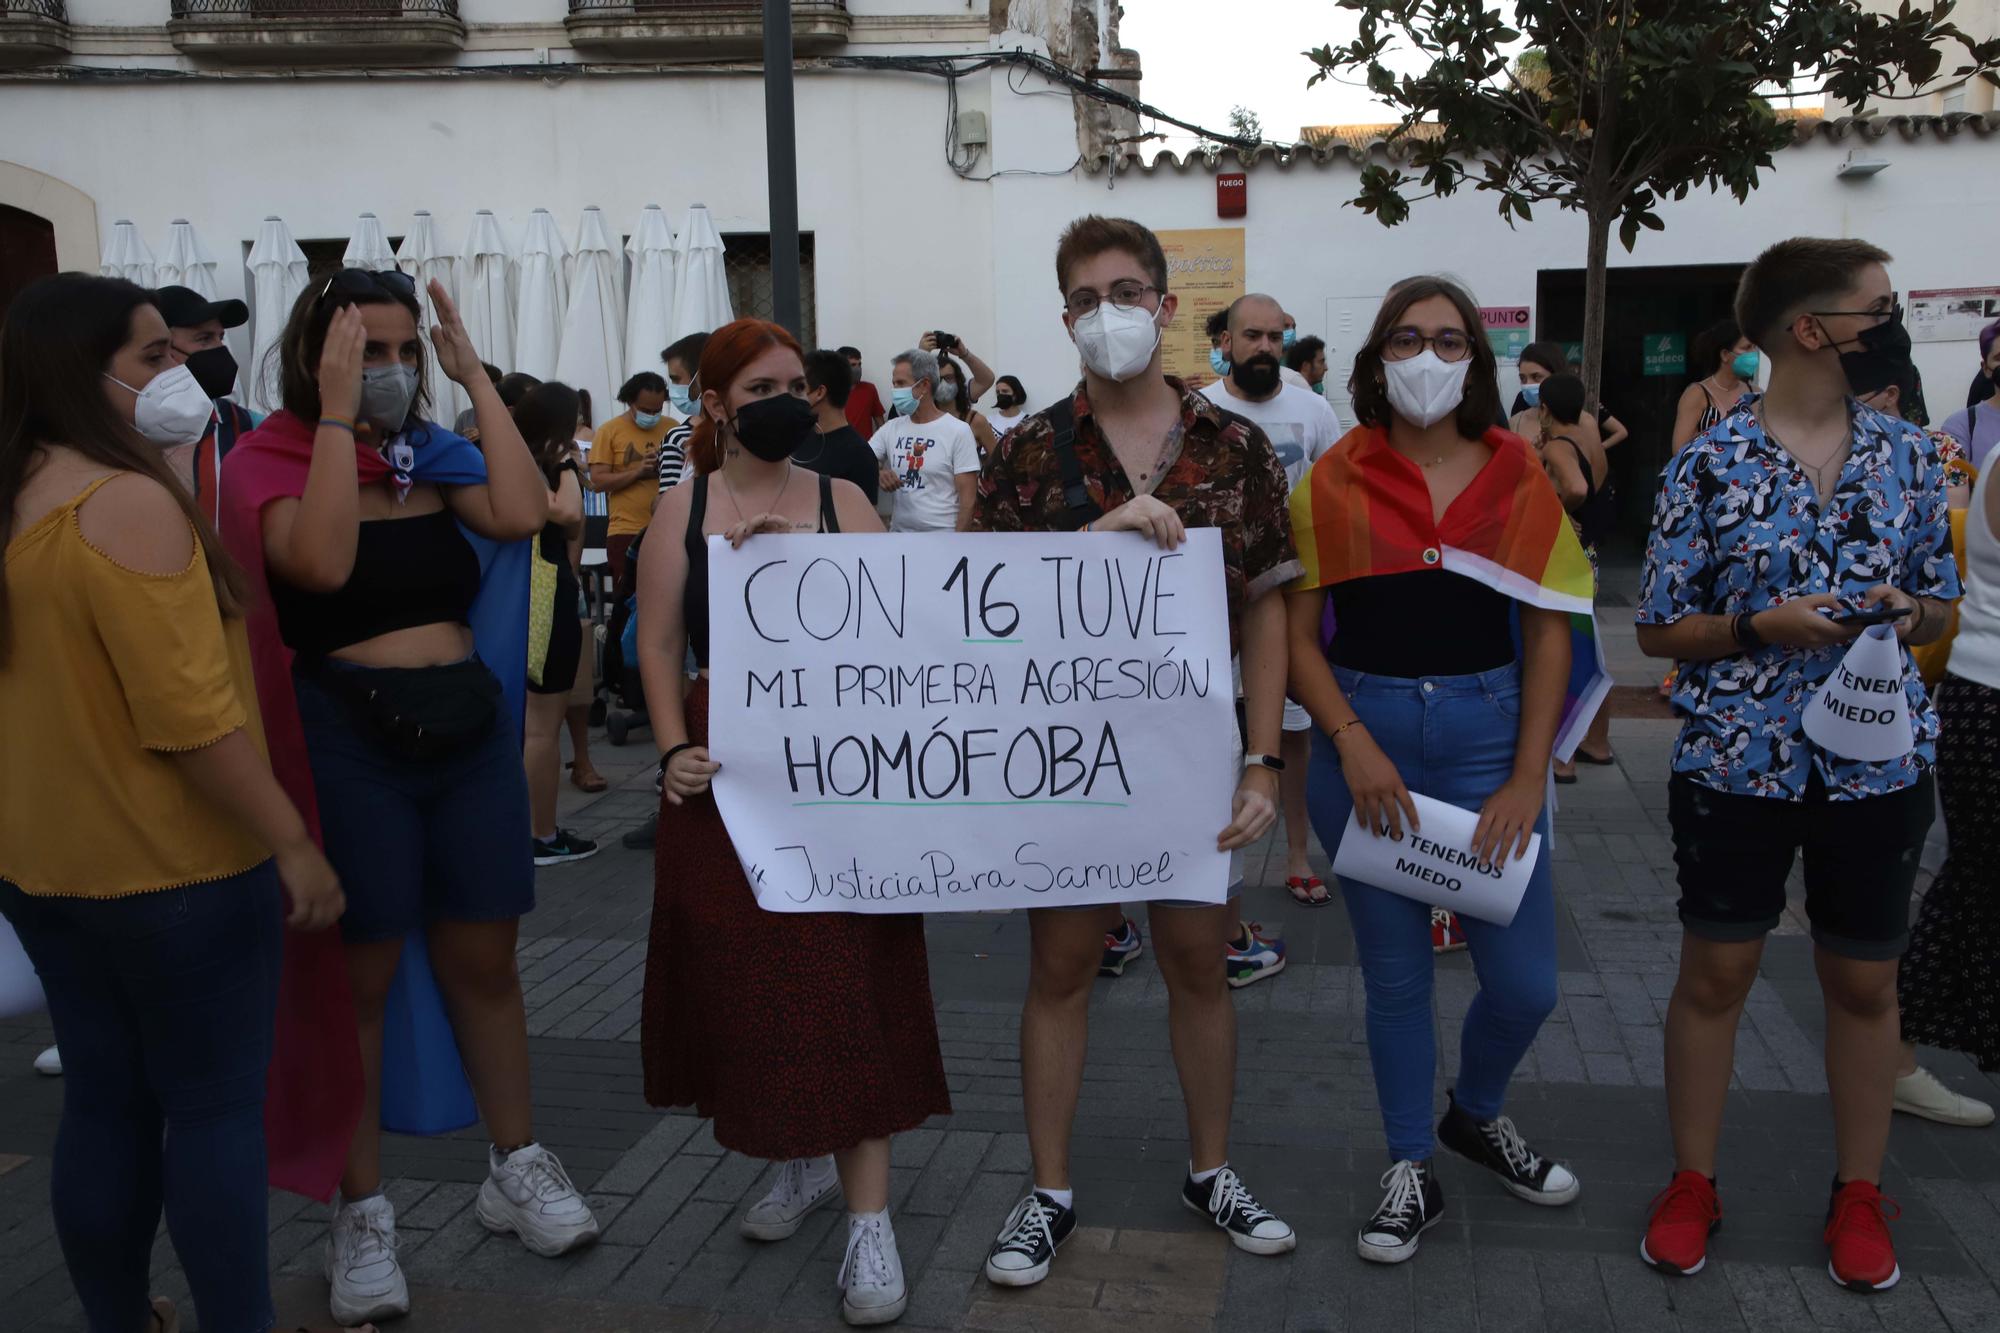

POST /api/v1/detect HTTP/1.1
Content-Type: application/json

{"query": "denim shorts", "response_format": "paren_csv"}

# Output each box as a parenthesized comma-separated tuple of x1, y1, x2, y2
(295, 662, 535, 942)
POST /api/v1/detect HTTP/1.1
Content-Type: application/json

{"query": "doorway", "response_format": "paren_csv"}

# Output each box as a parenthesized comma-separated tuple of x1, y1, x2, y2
(1536, 262, 1744, 550)
(0, 204, 57, 327)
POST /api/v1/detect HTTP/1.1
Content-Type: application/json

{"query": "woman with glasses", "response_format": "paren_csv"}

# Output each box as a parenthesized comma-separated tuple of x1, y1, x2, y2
(1286, 277, 1598, 1265)
(221, 268, 598, 1328)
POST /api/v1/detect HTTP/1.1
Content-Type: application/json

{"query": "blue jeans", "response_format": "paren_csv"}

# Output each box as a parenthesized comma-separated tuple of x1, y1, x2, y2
(1304, 663, 1558, 1162)
(0, 865, 282, 1333)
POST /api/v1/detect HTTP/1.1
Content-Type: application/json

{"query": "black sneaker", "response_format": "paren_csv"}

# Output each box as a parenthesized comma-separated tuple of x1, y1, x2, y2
(533, 829, 600, 867)
(983, 1192, 1075, 1287)
(1181, 1166, 1295, 1255)
(621, 813, 658, 851)
(1437, 1091, 1579, 1205)
(1357, 1159, 1444, 1263)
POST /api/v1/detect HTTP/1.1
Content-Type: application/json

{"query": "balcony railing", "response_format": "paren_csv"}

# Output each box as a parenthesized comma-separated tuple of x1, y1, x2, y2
(564, 0, 849, 58)
(167, 0, 465, 62)
(0, 0, 68, 65)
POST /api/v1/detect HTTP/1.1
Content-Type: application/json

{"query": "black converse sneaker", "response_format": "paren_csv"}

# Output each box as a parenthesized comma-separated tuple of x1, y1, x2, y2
(983, 1191, 1076, 1287)
(1181, 1166, 1296, 1255)
(1357, 1159, 1445, 1264)
(1437, 1091, 1580, 1205)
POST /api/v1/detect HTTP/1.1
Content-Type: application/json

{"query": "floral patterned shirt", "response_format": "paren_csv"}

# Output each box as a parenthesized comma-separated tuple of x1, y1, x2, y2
(1637, 397, 1961, 800)
(971, 377, 1301, 656)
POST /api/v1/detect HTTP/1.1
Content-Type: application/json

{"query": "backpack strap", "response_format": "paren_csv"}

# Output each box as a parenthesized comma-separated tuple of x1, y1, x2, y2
(1044, 398, 1101, 531)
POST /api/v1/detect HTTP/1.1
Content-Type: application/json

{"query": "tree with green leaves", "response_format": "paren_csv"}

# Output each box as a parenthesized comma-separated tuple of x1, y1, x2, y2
(1307, 1, 2000, 403)
(1228, 104, 1264, 143)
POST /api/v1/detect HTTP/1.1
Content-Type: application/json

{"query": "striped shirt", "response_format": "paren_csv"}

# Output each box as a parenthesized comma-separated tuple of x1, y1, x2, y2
(657, 423, 692, 493)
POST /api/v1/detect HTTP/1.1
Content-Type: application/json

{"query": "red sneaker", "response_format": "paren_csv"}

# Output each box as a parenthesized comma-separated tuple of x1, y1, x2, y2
(1640, 1171, 1721, 1276)
(1825, 1180, 1902, 1292)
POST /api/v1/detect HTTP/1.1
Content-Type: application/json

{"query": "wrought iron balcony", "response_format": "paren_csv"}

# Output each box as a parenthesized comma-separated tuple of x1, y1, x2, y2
(564, 0, 849, 59)
(167, 0, 465, 64)
(0, 0, 70, 67)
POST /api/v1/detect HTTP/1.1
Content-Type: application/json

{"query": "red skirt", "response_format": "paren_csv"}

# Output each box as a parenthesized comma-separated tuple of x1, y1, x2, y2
(640, 679, 953, 1159)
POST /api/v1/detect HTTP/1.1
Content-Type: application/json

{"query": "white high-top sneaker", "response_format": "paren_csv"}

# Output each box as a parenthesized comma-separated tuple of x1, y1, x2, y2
(326, 1194, 409, 1326)
(838, 1210, 907, 1326)
(476, 1143, 601, 1256)
(741, 1156, 840, 1240)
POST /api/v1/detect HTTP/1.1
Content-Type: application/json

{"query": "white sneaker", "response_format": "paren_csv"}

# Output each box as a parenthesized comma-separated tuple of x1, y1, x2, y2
(741, 1155, 841, 1240)
(838, 1211, 907, 1326)
(477, 1142, 600, 1256)
(1895, 1065, 1997, 1127)
(326, 1194, 409, 1326)
(32, 1045, 59, 1077)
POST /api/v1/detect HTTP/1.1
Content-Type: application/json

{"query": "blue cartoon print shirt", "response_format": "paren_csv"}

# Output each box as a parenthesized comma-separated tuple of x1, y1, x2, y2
(1637, 398, 1959, 801)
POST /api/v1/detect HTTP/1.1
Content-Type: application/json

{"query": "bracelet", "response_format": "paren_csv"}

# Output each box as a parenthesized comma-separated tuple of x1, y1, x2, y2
(659, 741, 696, 772)
(1328, 718, 1364, 741)
(318, 415, 356, 435)
(1912, 598, 1929, 632)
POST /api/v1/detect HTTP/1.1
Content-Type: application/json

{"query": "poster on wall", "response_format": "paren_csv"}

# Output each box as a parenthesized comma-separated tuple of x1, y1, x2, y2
(1479, 306, 1533, 361)
(1908, 287, 2000, 343)
(705, 529, 1240, 913)
(1156, 228, 1246, 390)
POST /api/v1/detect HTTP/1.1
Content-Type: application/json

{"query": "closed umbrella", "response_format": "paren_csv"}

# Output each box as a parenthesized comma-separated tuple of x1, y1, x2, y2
(460, 210, 516, 379)
(100, 219, 156, 286)
(397, 211, 466, 426)
(624, 204, 676, 383)
(670, 204, 732, 340)
(513, 209, 569, 381)
(556, 207, 625, 434)
(343, 213, 397, 272)
(246, 217, 309, 414)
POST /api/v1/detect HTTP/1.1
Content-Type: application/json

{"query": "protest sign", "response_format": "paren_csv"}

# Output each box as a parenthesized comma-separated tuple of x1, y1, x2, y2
(1802, 625, 1915, 762)
(706, 529, 1239, 914)
(1331, 792, 1538, 926)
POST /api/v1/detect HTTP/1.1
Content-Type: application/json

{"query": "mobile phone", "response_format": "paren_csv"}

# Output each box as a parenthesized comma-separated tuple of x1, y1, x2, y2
(1827, 605, 1913, 627)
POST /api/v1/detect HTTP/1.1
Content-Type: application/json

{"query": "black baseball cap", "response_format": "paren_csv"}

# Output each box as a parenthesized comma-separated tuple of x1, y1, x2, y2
(151, 284, 248, 331)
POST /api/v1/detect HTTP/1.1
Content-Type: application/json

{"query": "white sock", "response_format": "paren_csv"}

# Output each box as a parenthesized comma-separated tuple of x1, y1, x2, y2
(1190, 1162, 1224, 1185)
(1034, 1185, 1074, 1210)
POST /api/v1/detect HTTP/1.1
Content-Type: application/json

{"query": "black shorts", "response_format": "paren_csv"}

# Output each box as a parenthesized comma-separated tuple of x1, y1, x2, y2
(1667, 770, 1935, 961)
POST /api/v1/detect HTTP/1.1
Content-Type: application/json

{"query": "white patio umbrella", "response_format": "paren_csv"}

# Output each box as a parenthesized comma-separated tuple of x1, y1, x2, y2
(624, 205, 676, 383)
(459, 210, 516, 378)
(555, 207, 625, 433)
(343, 213, 397, 271)
(246, 217, 309, 414)
(397, 211, 466, 426)
(100, 220, 156, 286)
(513, 208, 569, 381)
(669, 204, 732, 340)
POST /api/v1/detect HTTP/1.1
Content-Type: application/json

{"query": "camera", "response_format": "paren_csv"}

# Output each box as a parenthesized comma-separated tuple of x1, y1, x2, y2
(934, 331, 960, 353)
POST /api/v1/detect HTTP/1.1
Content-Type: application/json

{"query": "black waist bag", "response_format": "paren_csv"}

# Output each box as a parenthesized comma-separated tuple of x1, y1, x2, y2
(314, 658, 501, 762)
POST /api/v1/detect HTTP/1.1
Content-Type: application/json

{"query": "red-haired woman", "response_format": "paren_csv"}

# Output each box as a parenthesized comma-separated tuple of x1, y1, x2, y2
(634, 319, 950, 1327)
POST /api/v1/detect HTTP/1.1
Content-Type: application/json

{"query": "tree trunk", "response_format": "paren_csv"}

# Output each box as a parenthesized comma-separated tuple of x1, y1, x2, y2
(1581, 205, 1611, 416)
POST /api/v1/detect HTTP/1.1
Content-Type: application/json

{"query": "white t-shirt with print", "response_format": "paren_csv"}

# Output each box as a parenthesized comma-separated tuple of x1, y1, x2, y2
(869, 411, 981, 532)
(1199, 378, 1342, 492)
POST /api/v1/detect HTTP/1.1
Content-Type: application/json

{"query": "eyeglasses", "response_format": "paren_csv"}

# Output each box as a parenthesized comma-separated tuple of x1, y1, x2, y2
(318, 268, 417, 304)
(1381, 327, 1473, 363)
(1808, 302, 1899, 324)
(1064, 281, 1160, 318)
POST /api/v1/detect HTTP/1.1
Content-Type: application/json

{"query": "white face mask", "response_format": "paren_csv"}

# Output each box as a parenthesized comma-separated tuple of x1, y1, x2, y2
(104, 364, 213, 447)
(1382, 349, 1471, 429)
(1072, 302, 1163, 383)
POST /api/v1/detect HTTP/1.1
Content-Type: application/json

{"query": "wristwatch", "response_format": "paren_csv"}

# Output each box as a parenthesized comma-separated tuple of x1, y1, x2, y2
(1733, 610, 1766, 653)
(1244, 753, 1286, 773)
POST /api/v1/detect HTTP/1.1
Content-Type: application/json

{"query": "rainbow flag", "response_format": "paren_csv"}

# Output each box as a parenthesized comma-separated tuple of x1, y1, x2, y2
(1289, 424, 1610, 762)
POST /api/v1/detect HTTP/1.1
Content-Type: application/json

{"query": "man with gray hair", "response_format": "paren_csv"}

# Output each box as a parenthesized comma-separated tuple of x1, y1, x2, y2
(869, 347, 981, 532)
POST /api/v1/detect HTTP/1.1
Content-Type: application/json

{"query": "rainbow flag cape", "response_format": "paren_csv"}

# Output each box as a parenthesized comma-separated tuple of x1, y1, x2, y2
(1289, 424, 1610, 762)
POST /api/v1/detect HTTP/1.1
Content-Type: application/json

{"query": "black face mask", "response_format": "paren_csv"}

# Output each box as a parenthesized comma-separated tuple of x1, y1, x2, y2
(184, 345, 239, 400)
(1230, 353, 1282, 397)
(731, 393, 814, 462)
(1824, 310, 1911, 398)
(994, 394, 1018, 411)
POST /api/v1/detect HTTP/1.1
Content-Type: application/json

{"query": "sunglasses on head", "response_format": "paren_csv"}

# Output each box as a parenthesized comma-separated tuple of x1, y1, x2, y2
(318, 267, 418, 304)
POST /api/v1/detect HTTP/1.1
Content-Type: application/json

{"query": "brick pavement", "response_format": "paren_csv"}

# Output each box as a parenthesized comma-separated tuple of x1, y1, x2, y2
(7, 665, 2000, 1330)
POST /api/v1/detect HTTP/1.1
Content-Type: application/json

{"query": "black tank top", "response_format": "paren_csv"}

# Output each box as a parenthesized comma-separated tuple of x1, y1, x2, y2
(684, 471, 840, 669)
(1327, 570, 1516, 677)
(272, 507, 480, 661)
(1554, 434, 1616, 548)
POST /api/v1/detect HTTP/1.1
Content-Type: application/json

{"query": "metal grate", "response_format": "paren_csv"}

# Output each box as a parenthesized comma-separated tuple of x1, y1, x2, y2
(567, 0, 769, 11)
(2, 0, 67, 18)
(721, 232, 817, 348)
(169, 0, 456, 15)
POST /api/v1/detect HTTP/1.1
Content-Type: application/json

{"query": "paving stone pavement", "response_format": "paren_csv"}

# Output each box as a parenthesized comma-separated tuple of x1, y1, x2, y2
(7, 654, 2000, 1330)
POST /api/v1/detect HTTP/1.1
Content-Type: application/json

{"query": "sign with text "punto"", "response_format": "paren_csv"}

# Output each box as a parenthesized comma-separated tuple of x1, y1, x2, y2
(706, 529, 1238, 913)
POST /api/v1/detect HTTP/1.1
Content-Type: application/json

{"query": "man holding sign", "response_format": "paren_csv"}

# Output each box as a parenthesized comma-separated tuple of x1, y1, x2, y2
(968, 216, 1302, 1284)
(1636, 239, 1957, 1293)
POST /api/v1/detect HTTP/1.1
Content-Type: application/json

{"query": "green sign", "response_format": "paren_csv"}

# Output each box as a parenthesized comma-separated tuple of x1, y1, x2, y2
(1560, 342, 1583, 369)
(1643, 332, 1686, 377)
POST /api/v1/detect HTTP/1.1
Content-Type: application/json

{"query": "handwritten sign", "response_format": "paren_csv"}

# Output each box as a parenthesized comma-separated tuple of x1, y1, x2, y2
(706, 529, 1238, 913)
(1331, 792, 1538, 926)
(1803, 625, 1914, 761)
